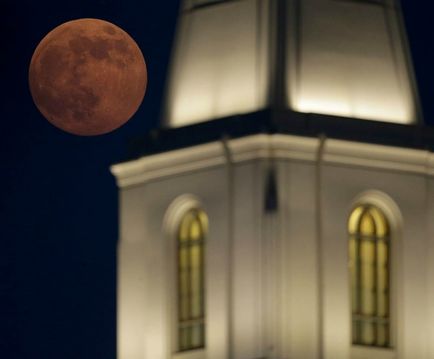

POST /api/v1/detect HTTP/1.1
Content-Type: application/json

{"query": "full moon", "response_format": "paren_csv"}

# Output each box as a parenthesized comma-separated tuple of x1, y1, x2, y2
(29, 18, 147, 136)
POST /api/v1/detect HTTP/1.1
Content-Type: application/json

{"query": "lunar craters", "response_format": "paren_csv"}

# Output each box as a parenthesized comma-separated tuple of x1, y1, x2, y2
(29, 18, 147, 136)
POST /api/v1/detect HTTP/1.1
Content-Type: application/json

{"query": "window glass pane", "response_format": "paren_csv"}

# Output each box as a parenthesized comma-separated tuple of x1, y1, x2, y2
(179, 270, 189, 320)
(198, 211, 209, 233)
(349, 236, 358, 313)
(190, 220, 201, 241)
(190, 245, 202, 317)
(370, 207, 389, 237)
(360, 212, 375, 236)
(348, 206, 364, 234)
(191, 324, 202, 348)
(377, 323, 389, 347)
(179, 212, 194, 242)
(360, 321, 375, 345)
(377, 240, 389, 317)
(360, 240, 375, 315)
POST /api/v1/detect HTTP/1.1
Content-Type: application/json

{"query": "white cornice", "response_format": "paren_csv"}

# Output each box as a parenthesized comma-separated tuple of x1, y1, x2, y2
(271, 134, 318, 162)
(110, 142, 226, 188)
(323, 139, 430, 175)
(227, 134, 271, 162)
(227, 134, 318, 163)
(110, 134, 434, 188)
(427, 154, 434, 177)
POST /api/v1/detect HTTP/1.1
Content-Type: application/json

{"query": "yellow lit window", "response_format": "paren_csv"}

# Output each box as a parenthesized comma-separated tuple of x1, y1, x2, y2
(348, 205, 390, 347)
(177, 208, 208, 351)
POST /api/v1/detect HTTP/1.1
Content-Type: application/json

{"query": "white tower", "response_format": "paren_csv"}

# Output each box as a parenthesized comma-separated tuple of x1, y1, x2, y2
(111, 2, 434, 359)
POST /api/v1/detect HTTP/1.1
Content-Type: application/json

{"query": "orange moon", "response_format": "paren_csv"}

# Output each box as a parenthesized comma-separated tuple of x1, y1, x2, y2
(29, 18, 147, 136)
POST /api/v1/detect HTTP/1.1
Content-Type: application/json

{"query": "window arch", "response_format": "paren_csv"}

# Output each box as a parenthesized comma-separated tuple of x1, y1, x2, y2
(176, 208, 208, 352)
(348, 204, 390, 347)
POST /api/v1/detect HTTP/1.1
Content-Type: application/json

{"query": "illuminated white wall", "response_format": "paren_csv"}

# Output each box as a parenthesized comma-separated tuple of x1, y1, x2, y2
(164, 0, 418, 127)
(112, 140, 270, 359)
(287, 0, 417, 124)
(428, 176, 434, 359)
(279, 159, 320, 359)
(112, 134, 434, 359)
(165, 0, 270, 127)
(115, 165, 232, 359)
(231, 161, 266, 359)
(320, 154, 429, 358)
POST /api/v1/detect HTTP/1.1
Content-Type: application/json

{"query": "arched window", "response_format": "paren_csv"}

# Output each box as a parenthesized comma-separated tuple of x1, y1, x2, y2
(348, 204, 390, 347)
(177, 208, 208, 352)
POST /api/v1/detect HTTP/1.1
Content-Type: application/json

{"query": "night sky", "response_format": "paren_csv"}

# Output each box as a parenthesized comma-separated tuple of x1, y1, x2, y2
(1, 1, 432, 358)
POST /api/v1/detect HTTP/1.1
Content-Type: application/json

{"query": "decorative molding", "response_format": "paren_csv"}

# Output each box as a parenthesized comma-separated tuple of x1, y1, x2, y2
(110, 134, 434, 188)
(324, 139, 430, 174)
(162, 194, 203, 238)
(271, 134, 318, 162)
(427, 154, 434, 177)
(110, 142, 225, 188)
(228, 134, 271, 162)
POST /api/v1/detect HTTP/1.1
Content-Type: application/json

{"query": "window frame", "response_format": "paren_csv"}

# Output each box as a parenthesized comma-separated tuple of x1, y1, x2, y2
(348, 204, 391, 348)
(176, 208, 207, 353)
(163, 195, 208, 359)
(167, 202, 209, 359)
(347, 191, 402, 359)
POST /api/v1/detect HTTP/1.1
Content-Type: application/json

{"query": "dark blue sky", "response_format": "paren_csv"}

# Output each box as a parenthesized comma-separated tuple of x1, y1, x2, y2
(2, 1, 179, 358)
(1, 1, 432, 358)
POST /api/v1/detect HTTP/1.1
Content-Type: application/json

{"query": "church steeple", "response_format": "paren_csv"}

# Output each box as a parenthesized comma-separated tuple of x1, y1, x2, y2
(112, 4, 434, 359)
(164, 0, 420, 127)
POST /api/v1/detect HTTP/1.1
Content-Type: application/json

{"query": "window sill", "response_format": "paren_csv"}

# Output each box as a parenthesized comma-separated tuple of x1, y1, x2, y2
(173, 348, 205, 359)
(351, 345, 395, 359)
